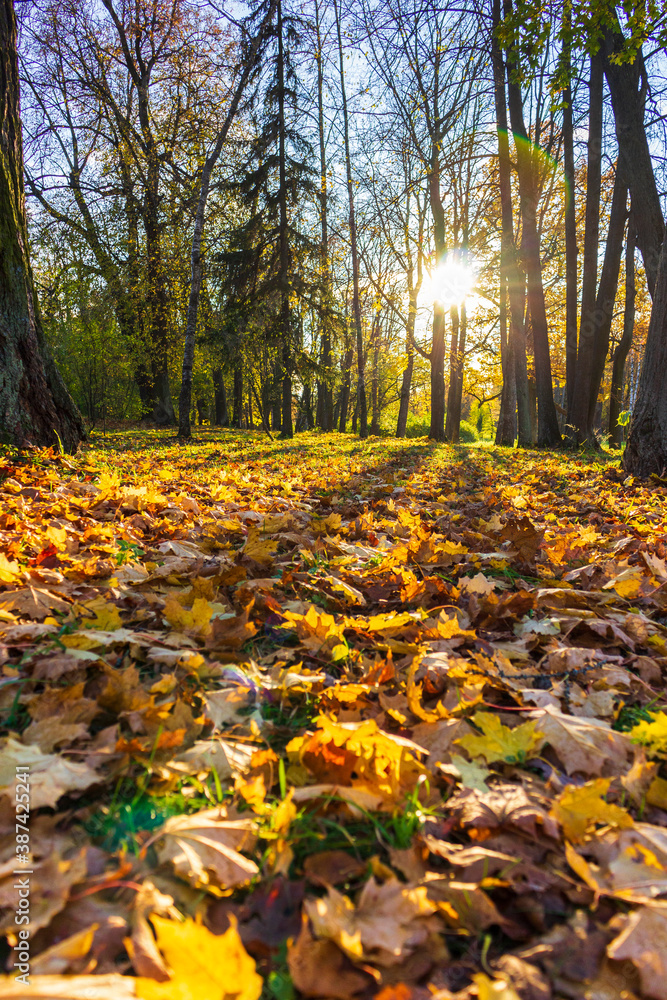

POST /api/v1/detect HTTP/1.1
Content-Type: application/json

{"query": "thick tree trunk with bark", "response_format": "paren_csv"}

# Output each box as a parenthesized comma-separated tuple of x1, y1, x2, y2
(315, 0, 333, 432)
(491, 0, 530, 445)
(609, 221, 635, 448)
(603, 28, 664, 298)
(506, 21, 560, 447)
(573, 50, 603, 431)
(586, 171, 627, 429)
(276, 0, 293, 439)
(562, 29, 578, 412)
(427, 132, 447, 442)
(569, 164, 627, 444)
(430, 306, 446, 440)
(0, 0, 84, 452)
(623, 235, 667, 477)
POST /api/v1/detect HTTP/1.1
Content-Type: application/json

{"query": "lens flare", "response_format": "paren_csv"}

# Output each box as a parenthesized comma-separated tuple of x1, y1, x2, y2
(431, 255, 477, 305)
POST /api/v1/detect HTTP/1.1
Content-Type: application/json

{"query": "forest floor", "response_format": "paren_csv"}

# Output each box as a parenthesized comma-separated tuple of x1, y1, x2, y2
(1, 430, 667, 1000)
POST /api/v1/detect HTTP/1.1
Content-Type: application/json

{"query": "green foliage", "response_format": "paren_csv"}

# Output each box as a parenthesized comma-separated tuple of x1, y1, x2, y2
(459, 419, 478, 443)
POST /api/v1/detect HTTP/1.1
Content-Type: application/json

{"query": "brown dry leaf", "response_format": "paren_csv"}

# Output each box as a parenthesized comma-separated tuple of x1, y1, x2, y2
(154, 808, 258, 892)
(204, 686, 254, 730)
(607, 905, 667, 999)
(288, 919, 372, 999)
(0, 850, 87, 933)
(530, 706, 633, 776)
(207, 605, 258, 650)
(304, 850, 368, 886)
(0, 737, 99, 809)
(21, 719, 90, 752)
(0, 974, 138, 998)
(0, 586, 70, 619)
(305, 877, 441, 967)
(425, 878, 511, 934)
(125, 880, 177, 981)
(30, 924, 98, 975)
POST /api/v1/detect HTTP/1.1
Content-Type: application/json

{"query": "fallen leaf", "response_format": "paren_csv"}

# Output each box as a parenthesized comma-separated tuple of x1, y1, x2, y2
(154, 808, 258, 892)
(455, 712, 544, 764)
(136, 915, 263, 1000)
(607, 905, 667, 999)
(551, 778, 633, 842)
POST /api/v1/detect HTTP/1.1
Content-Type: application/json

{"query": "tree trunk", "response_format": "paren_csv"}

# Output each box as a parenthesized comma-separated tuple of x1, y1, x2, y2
(586, 170, 628, 429)
(315, 0, 333, 432)
(623, 233, 667, 477)
(495, 274, 517, 445)
(177, 7, 270, 439)
(396, 181, 423, 438)
(563, 72, 578, 414)
(429, 306, 446, 441)
(369, 307, 381, 435)
(570, 50, 603, 433)
(0, 0, 84, 452)
(569, 166, 627, 444)
(427, 125, 447, 442)
(445, 306, 459, 441)
(604, 26, 664, 298)
(396, 288, 417, 439)
(609, 219, 635, 448)
(505, 7, 560, 447)
(451, 302, 467, 443)
(396, 349, 414, 438)
(491, 0, 530, 445)
(136, 362, 155, 420)
(213, 368, 228, 426)
(276, 0, 293, 439)
(338, 346, 353, 432)
(335, 0, 367, 438)
(232, 362, 243, 428)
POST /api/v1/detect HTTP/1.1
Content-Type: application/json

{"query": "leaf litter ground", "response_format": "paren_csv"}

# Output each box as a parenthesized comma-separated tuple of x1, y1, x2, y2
(1, 430, 667, 1000)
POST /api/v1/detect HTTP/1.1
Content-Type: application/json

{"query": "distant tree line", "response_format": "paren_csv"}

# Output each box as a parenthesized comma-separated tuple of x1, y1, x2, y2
(1, 0, 667, 474)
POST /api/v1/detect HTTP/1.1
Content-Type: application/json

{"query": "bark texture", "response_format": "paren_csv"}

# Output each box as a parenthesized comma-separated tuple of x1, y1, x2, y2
(0, 0, 84, 452)
(603, 26, 664, 297)
(623, 233, 667, 477)
(505, 27, 560, 447)
(609, 221, 635, 448)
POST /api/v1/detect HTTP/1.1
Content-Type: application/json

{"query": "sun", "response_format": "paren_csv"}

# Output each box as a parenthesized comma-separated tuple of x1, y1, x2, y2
(424, 255, 477, 306)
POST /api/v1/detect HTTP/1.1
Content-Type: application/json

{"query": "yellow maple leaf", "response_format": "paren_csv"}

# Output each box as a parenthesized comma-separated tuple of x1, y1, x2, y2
(614, 575, 642, 599)
(630, 711, 667, 758)
(0, 553, 21, 583)
(243, 526, 279, 565)
(163, 596, 212, 637)
(551, 778, 633, 843)
(287, 716, 427, 805)
(81, 600, 123, 631)
(136, 915, 262, 1000)
(455, 712, 544, 764)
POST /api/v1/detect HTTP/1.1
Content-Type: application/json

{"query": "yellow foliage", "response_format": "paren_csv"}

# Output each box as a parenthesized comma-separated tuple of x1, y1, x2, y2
(455, 712, 544, 764)
(136, 916, 262, 1000)
(163, 596, 212, 637)
(551, 778, 633, 842)
(630, 711, 667, 758)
